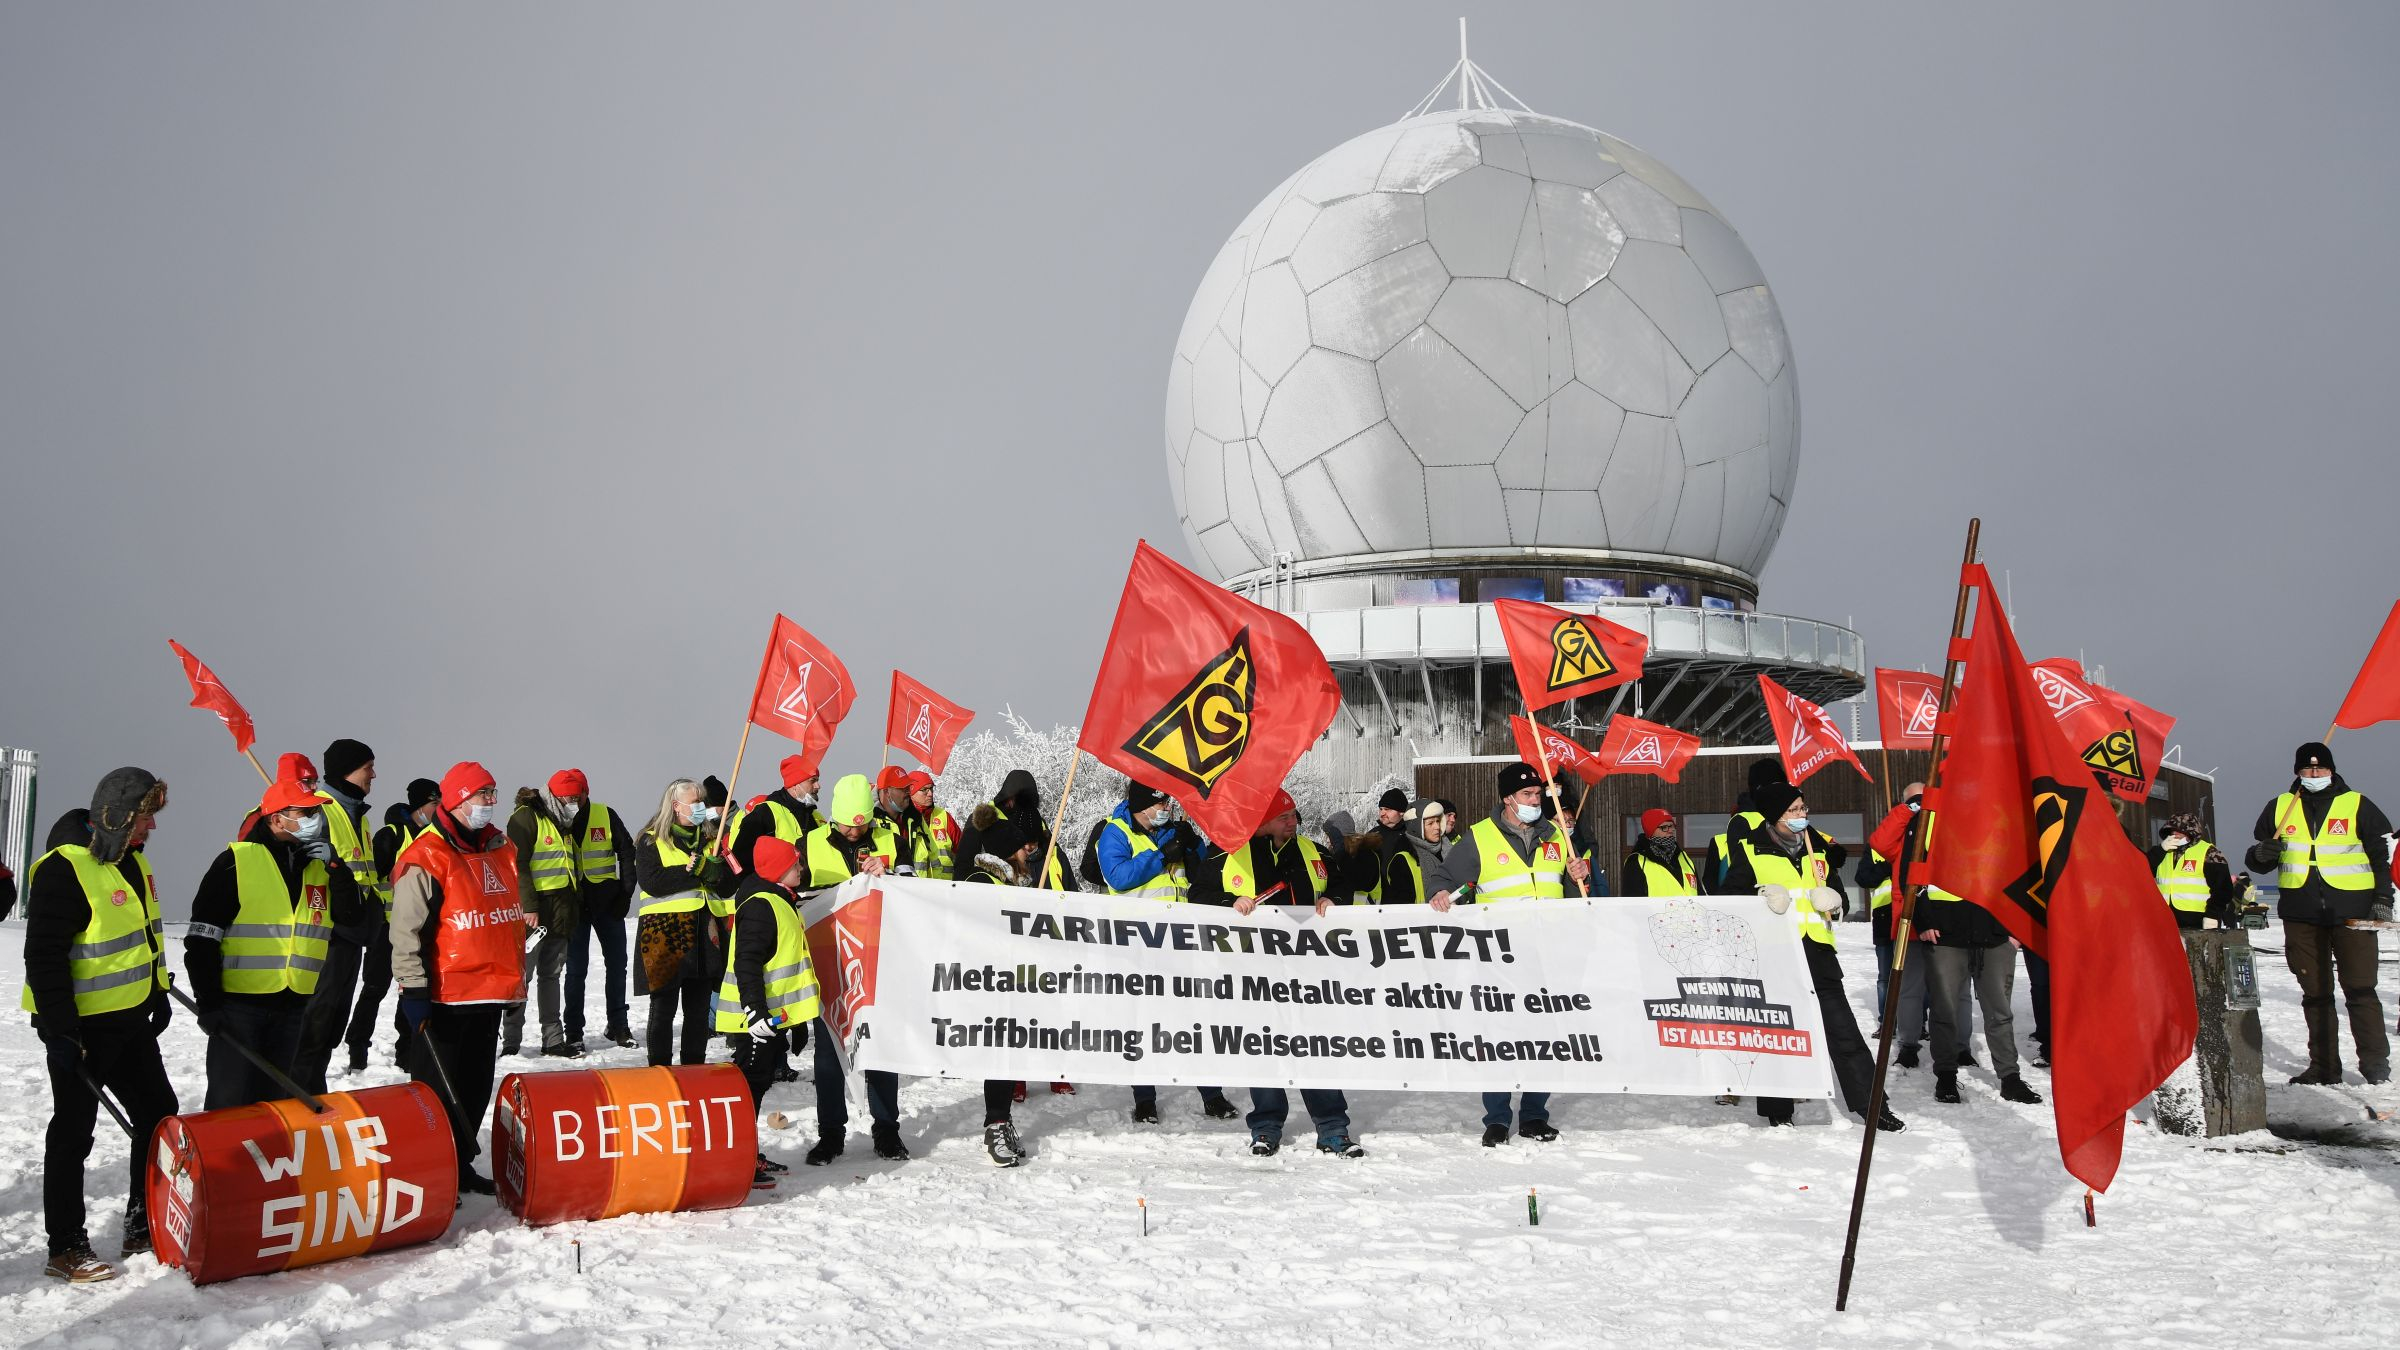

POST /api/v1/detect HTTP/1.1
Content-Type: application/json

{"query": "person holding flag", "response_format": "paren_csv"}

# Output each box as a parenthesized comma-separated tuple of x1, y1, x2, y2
(2245, 742, 2392, 1085)
(1716, 783, 1901, 1132)
(632, 779, 736, 1070)
(1427, 762, 1589, 1144)
(730, 754, 824, 877)
(1617, 810, 1698, 897)
(802, 773, 911, 1165)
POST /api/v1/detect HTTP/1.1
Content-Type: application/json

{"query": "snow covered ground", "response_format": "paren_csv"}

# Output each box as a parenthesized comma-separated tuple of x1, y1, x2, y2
(2, 921, 2394, 1349)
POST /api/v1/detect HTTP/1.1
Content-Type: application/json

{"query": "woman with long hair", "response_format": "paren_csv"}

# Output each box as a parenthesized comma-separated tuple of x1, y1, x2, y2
(632, 778, 735, 1067)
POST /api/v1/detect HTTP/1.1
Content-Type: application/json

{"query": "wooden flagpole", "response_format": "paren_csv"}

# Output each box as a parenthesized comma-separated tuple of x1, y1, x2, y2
(1044, 750, 1084, 889)
(1835, 516, 1980, 1312)
(1520, 702, 1587, 895)
(242, 748, 272, 785)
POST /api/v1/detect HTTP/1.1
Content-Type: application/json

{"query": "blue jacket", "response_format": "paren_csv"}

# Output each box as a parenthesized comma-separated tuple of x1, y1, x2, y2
(1096, 802, 1165, 894)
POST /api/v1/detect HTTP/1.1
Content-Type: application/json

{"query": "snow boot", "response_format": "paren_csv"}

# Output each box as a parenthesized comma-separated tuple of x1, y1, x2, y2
(2363, 1064, 2392, 1086)
(1954, 1049, 1977, 1069)
(345, 1045, 369, 1075)
(1999, 1074, 2044, 1104)
(984, 1123, 1027, 1167)
(750, 1165, 778, 1190)
(1249, 1133, 1281, 1157)
(871, 1124, 910, 1161)
(120, 1201, 151, 1258)
(542, 1038, 586, 1059)
(2289, 1065, 2343, 1086)
(805, 1136, 844, 1166)
(1317, 1134, 1366, 1159)
(756, 1153, 790, 1175)
(1933, 1071, 1962, 1104)
(459, 1169, 497, 1196)
(605, 1025, 636, 1049)
(1518, 1120, 1560, 1143)
(1480, 1123, 1511, 1147)
(1875, 1108, 1907, 1133)
(43, 1243, 115, 1284)
(1896, 1044, 1920, 1070)
(1131, 1102, 1160, 1125)
(1201, 1092, 1240, 1120)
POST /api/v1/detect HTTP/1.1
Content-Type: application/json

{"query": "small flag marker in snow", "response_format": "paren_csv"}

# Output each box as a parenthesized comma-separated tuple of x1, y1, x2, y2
(1138, 1196, 1149, 1238)
(572, 1239, 583, 1275)
(1527, 1188, 1540, 1227)
(2082, 1191, 2096, 1228)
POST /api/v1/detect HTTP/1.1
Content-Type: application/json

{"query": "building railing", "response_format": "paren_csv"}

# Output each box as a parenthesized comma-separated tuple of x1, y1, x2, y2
(1296, 603, 1864, 677)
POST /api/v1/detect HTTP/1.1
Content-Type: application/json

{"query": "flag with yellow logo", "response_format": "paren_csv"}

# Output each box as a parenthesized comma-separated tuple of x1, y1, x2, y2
(1492, 598, 1646, 712)
(1077, 542, 1341, 849)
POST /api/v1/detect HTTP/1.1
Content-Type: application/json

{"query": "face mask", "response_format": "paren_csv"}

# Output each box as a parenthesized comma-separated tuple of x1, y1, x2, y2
(796, 790, 818, 806)
(289, 812, 326, 842)
(2301, 775, 2332, 793)
(464, 802, 496, 831)
(687, 803, 716, 826)
(553, 797, 583, 821)
(1513, 803, 1542, 824)
(2162, 835, 2189, 851)
(1785, 816, 1810, 834)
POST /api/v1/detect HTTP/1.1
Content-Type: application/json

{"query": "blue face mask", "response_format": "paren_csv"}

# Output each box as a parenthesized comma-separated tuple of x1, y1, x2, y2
(1513, 803, 1542, 824)
(2300, 774, 2333, 793)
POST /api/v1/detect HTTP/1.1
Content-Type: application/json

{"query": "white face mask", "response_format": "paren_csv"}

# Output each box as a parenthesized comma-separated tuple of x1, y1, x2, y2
(1785, 815, 1811, 834)
(1513, 803, 1543, 824)
(685, 802, 716, 827)
(2162, 835, 2189, 851)
(463, 802, 496, 831)
(551, 796, 583, 822)
(287, 812, 326, 842)
(2300, 774, 2333, 793)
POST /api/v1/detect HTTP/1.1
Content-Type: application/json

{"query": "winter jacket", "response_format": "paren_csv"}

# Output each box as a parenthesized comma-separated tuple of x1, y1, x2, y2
(2145, 841, 2239, 930)
(1095, 801, 1170, 893)
(1320, 812, 1387, 900)
(1617, 835, 1697, 898)
(1382, 801, 1449, 905)
(504, 794, 639, 924)
(954, 770, 1042, 875)
(1427, 805, 1577, 901)
(22, 844, 166, 1040)
(388, 809, 514, 993)
(188, 816, 368, 1010)
(727, 874, 791, 1016)
(2247, 776, 2395, 924)
(731, 788, 821, 878)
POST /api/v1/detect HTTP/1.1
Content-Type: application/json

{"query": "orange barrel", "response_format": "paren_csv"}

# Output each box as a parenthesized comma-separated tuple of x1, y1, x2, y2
(148, 1083, 458, 1285)
(493, 1065, 757, 1227)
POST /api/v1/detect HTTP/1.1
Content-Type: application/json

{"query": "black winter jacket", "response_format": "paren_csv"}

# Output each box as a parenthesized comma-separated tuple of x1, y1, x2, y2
(2246, 776, 2394, 924)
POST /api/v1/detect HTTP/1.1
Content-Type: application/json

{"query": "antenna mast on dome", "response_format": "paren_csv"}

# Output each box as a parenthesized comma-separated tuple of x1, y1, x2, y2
(1403, 18, 1536, 119)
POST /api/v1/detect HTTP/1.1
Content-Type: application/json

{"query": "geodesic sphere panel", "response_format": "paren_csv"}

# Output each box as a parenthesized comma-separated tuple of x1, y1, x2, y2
(1166, 109, 1798, 581)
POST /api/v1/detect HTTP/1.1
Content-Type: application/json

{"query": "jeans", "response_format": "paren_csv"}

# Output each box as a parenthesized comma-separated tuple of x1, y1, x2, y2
(42, 1019, 177, 1252)
(1891, 939, 1968, 1049)
(566, 909, 630, 1038)
(1926, 944, 2019, 1077)
(1245, 1086, 1350, 1140)
(813, 1025, 898, 1138)
(409, 1002, 502, 1173)
(205, 996, 307, 1111)
(1481, 1092, 1550, 1128)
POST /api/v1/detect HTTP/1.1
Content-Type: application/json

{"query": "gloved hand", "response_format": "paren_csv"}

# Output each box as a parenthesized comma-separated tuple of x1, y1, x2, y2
(398, 991, 433, 1032)
(2372, 902, 2395, 923)
(42, 1031, 85, 1075)
(1160, 835, 1187, 866)
(146, 994, 172, 1037)
(303, 839, 338, 864)
(1810, 886, 1845, 918)
(745, 1009, 779, 1042)
(194, 1003, 225, 1037)
(1757, 884, 1793, 914)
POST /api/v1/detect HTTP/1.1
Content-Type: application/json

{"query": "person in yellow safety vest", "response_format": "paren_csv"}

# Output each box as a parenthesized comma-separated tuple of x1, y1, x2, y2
(293, 739, 382, 1095)
(24, 768, 178, 1283)
(1381, 799, 1450, 905)
(1425, 763, 1586, 1147)
(730, 754, 824, 877)
(503, 768, 635, 1058)
(187, 776, 367, 1111)
(632, 779, 736, 1070)
(871, 766, 924, 878)
(716, 835, 821, 1188)
(2148, 811, 2237, 932)
(1703, 758, 1794, 890)
(360, 778, 440, 1071)
(1857, 782, 1964, 1072)
(803, 773, 909, 1166)
(907, 771, 959, 880)
(1618, 808, 1699, 898)
(1713, 783, 1903, 1133)
(2244, 741, 2393, 1085)
(1096, 783, 1237, 1125)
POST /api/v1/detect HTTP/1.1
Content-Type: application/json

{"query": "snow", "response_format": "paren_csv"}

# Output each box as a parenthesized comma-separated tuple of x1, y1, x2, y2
(3, 922, 2394, 1348)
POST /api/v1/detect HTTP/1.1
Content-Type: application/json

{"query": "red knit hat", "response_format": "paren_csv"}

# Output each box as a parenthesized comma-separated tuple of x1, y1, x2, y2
(779, 754, 817, 790)
(278, 752, 319, 784)
(441, 761, 496, 809)
(752, 836, 801, 884)
(1267, 788, 1297, 821)
(1641, 808, 1676, 835)
(547, 769, 588, 797)
(874, 766, 910, 791)
(906, 771, 934, 792)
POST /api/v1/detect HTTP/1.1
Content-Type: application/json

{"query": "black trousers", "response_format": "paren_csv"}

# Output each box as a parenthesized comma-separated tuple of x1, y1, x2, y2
(346, 925, 394, 1058)
(42, 1020, 178, 1252)
(408, 1003, 503, 1174)
(646, 984, 712, 1067)
(205, 997, 307, 1111)
(294, 932, 368, 1093)
(983, 1080, 1015, 1124)
(1758, 941, 1875, 1121)
(730, 1023, 805, 1122)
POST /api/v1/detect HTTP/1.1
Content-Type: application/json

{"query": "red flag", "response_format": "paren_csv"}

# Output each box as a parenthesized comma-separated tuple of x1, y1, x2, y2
(1873, 668, 1944, 749)
(2030, 659, 2177, 804)
(885, 671, 975, 775)
(2333, 599, 2400, 730)
(1078, 542, 1341, 849)
(1928, 564, 2196, 1192)
(167, 640, 256, 753)
(1596, 715, 1700, 783)
(747, 615, 856, 779)
(1509, 716, 1606, 785)
(1492, 598, 1647, 711)
(1758, 674, 1871, 785)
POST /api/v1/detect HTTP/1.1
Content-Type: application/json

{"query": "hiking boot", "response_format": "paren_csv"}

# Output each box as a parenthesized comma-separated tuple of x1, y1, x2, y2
(500, 1036, 522, 1058)
(870, 1124, 910, 1161)
(605, 1025, 637, 1049)
(345, 1045, 369, 1075)
(43, 1244, 115, 1284)
(542, 1039, 586, 1059)
(1875, 1108, 1907, 1133)
(1201, 1093, 1240, 1120)
(750, 1166, 778, 1190)
(1249, 1133, 1281, 1157)
(2289, 1066, 2343, 1086)
(984, 1122, 1027, 1167)
(1934, 1072, 1962, 1104)
(755, 1153, 790, 1175)
(1317, 1134, 1366, 1159)
(2000, 1074, 2044, 1105)
(1131, 1102, 1159, 1125)
(458, 1170, 497, 1196)
(1954, 1050, 1978, 1069)
(1480, 1123, 1511, 1147)
(805, 1136, 844, 1166)
(121, 1202, 151, 1258)
(1896, 1044, 1921, 1070)
(1518, 1120, 1560, 1143)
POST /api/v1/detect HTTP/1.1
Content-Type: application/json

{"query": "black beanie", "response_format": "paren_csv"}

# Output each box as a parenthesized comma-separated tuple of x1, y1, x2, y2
(2293, 742, 2335, 773)
(1127, 783, 1167, 814)
(405, 777, 440, 810)
(1497, 762, 1543, 797)
(323, 738, 375, 787)
(1748, 757, 1789, 793)
(1378, 787, 1410, 812)
(1753, 782, 1803, 823)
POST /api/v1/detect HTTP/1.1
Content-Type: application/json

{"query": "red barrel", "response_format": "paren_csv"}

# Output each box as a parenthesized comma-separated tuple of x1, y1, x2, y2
(148, 1083, 458, 1285)
(493, 1065, 757, 1227)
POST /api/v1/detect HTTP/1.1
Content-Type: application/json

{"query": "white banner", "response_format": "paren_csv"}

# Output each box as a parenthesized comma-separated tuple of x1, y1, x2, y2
(803, 876, 1837, 1099)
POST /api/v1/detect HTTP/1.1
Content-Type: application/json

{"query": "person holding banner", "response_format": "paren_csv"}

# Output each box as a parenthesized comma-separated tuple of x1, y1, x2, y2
(873, 767, 924, 875)
(804, 773, 911, 1165)
(1219, 790, 1367, 1158)
(390, 762, 528, 1195)
(1617, 810, 1698, 897)
(25, 768, 177, 1282)
(1426, 763, 1586, 1145)
(1097, 783, 1239, 1124)
(1380, 800, 1448, 906)
(187, 776, 365, 1110)
(633, 779, 737, 1070)
(909, 773, 959, 880)
(717, 835, 820, 1187)
(961, 818, 1048, 1165)
(1715, 784, 1902, 1132)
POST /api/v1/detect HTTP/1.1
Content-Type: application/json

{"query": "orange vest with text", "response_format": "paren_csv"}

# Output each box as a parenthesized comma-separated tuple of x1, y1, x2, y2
(395, 825, 530, 1005)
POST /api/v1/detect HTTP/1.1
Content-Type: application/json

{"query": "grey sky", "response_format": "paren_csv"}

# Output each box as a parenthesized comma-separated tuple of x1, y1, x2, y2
(3, 3, 2395, 907)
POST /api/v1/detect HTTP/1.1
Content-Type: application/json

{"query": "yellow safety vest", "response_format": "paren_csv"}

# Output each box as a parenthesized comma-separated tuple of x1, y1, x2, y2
(1386, 848, 1428, 906)
(2275, 792, 2372, 892)
(1460, 818, 1569, 903)
(527, 804, 623, 892)
(921, 806, 957, 881)
(19, 847, 169, 1016)
(713, 885, 823, 1032)
(1634, 851, 1699, 897)
(636, 828, 734, 918)
(1865, 847, 1960, 910)
(219, 842, 334, 995)
(1223, 837, 1327, 901)
(1742, 837, 1836, 947)
(2156, 840, 2213, 913)
(316, 792, 383, 911)
(1103, 816, 1188, 901)
(803, 823, 900, 890)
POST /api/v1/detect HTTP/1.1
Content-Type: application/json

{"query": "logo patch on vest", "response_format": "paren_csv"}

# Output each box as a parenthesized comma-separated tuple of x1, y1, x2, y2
(476, 860, 507, 895)
(2331, 819, 2350, 836)
(305, 884, 327, 915)
(1545, 615, 1615, 692)
(109, 889, 129, 908)
(589, 826, 607, 842)
(1540, 841, 1562, 862)
(1122, 630, 1254, 799)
